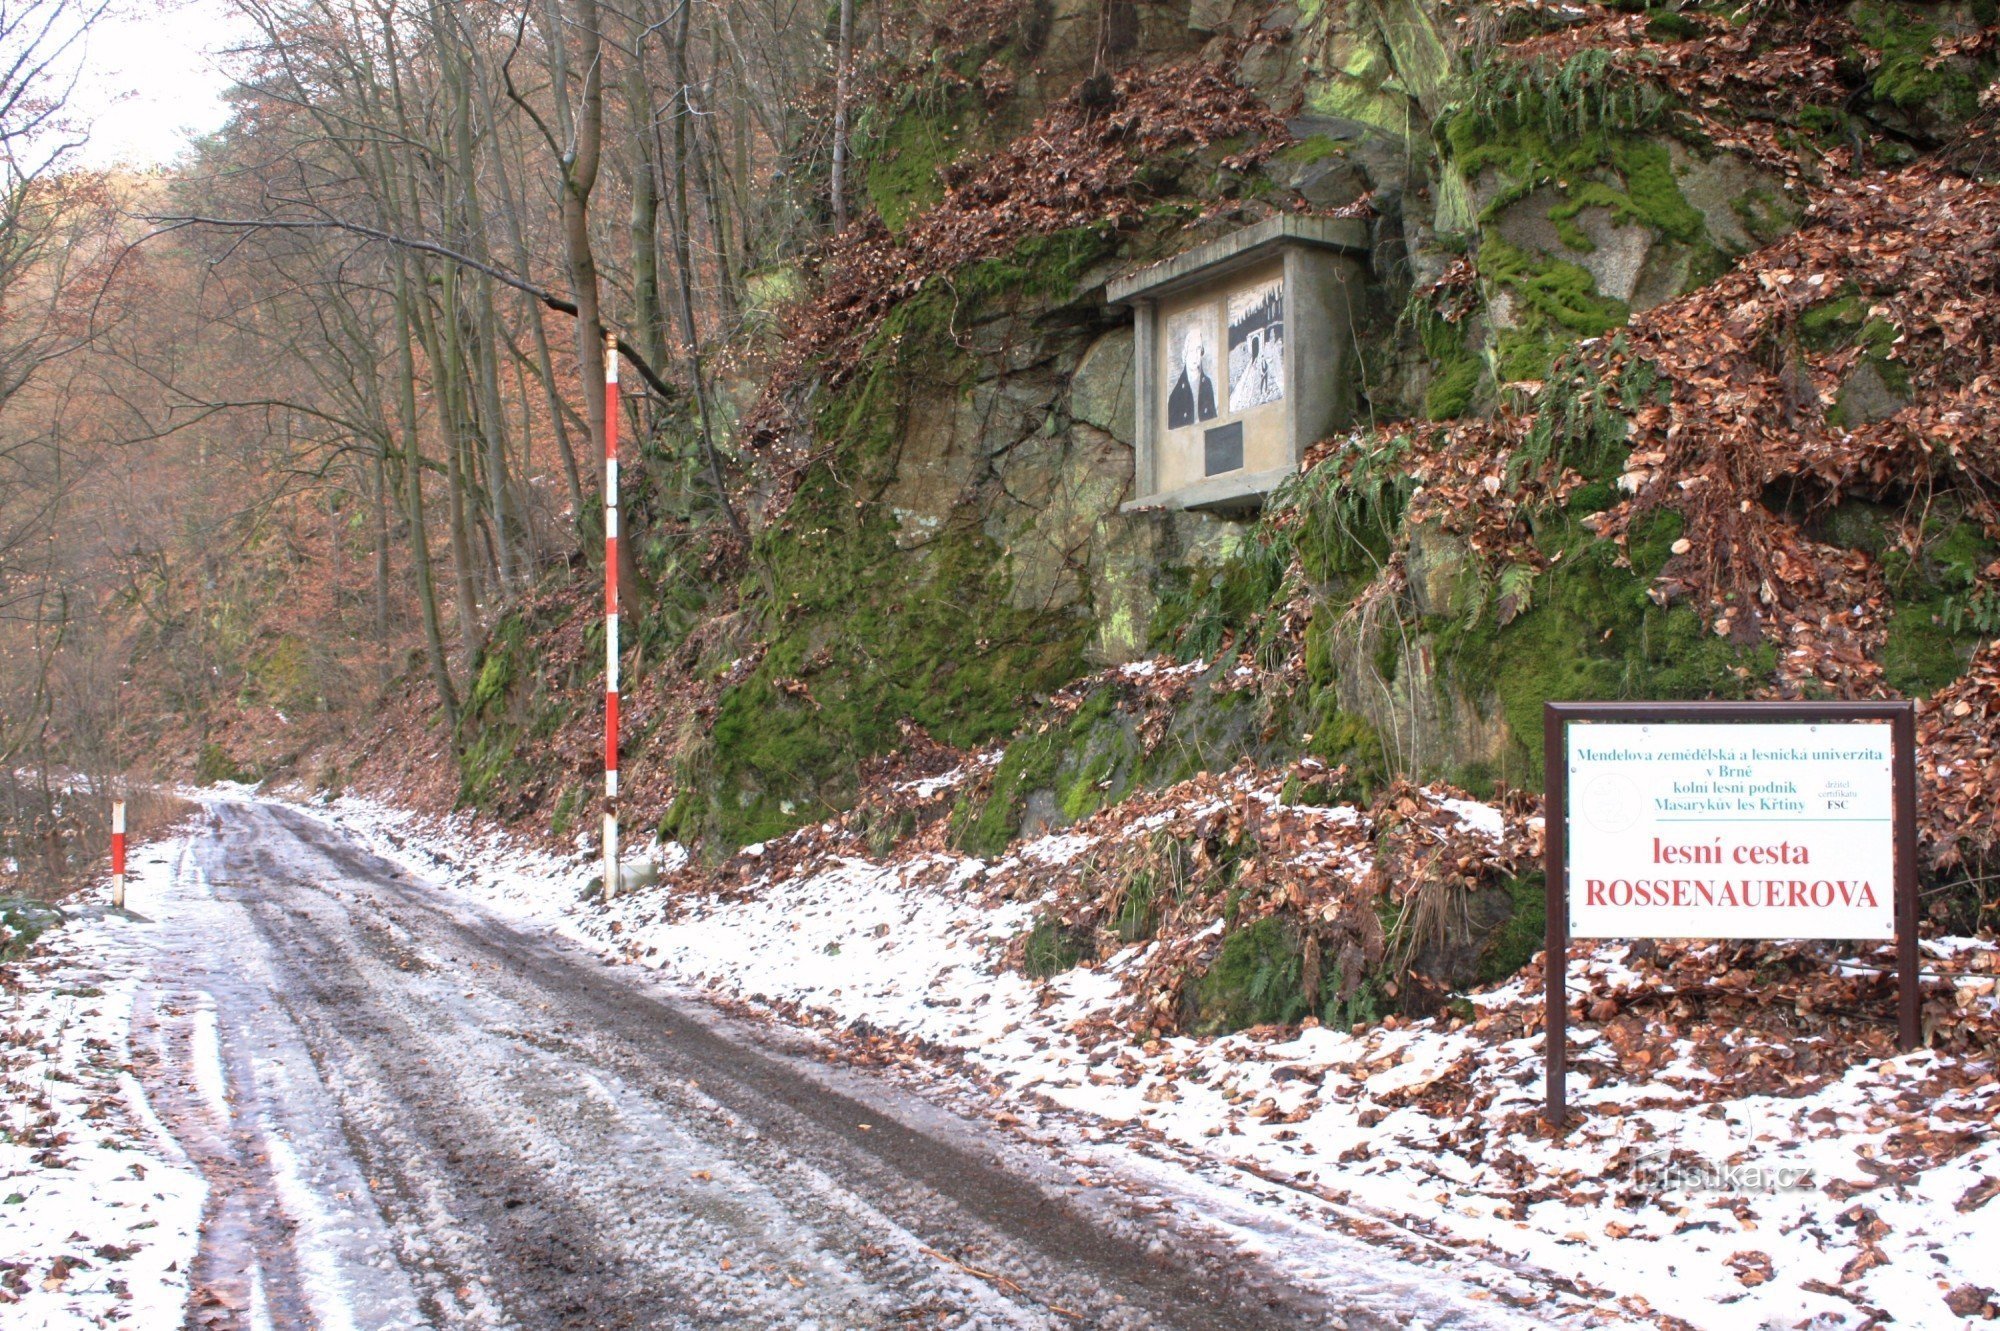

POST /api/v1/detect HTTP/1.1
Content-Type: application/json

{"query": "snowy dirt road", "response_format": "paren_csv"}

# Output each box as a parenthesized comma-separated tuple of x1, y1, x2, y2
(136, 797, 1458, 1330)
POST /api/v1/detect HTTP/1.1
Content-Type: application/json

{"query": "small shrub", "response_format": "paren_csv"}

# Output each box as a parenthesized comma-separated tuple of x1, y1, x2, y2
(1022, 913, 1087, 979)
(1192, 917, 1313, 1033)
(196, 742, 246, 786)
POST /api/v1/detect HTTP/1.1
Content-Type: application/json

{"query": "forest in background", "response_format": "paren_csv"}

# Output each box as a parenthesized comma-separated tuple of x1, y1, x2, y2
(0, 0, 909, 890)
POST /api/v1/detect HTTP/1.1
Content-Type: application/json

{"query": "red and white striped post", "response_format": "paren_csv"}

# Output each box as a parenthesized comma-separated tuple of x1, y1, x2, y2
(111, 798, 127, 910)
(603, 330, 620, 905)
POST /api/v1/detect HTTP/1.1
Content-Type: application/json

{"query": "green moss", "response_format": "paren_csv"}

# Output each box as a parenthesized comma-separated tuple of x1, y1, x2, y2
(1879, 517, 1997, 696)
(1439, 49, 1671, 191)
(1288, 440, 1416, 589)
(248, 635, 322, 714)
(1730, 188, 1795, 246)
(715, 508, 1086, 845)
(860, 90, 969, 233)
(955, 226, 1117, 306)
(1853, 3, 1985, 122)
(1480, 237, 1631, 381)
(1304, 705, 1388, 793)
(1274, 134, 1346, 165)
(1626, 507, 1683, 577)
(466, 617, 525, 719)
(1644, 10, 1699, 40)
(1306, 69, 1414, 136)
(1192, 917, 1311, 1034)
(952, 687, 1118, 856)
(1799, 290, 1867, 350)
(742, 264, 803, 334)
(1568, 479, 1619, 514)
(1802, 289, 1911, 428)
(1542, 140, 1707, 254)
(1884, 607, 1968, 696)
(457, 725, 527, 809)
(455, 613, 541, 810)
(1150, 535, 1294, 661)
(1859, 318, 1904, 364)
(1815, 499, 1896, 559)
(1438, 511, 1775, 772)
(1443, 62, 1720, 352)
(1482, 236, 1628, 334)
(1611, 139, 1707, 245)
(1059, 746, 1122, 823)
(1419, 310, 1483, 420)
(659, 788, 700, 843)
(689, 287, 1091, 848)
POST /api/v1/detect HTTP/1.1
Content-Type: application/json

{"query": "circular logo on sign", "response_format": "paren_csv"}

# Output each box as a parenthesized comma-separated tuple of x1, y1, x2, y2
(1581, 775, 1642, 834)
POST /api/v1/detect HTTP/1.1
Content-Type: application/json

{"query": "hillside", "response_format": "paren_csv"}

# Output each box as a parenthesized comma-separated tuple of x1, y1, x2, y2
(2, 1, 2000, 1325)
(269, 0, 2000, 976)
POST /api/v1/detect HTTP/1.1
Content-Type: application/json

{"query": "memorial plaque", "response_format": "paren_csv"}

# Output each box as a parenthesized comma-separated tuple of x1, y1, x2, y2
(1203, 422, 1244, 476)
(1107, 217, 1368, 513)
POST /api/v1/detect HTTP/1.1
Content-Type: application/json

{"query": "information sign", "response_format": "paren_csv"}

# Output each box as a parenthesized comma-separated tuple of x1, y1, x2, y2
(1542, 702, 1919, 1127)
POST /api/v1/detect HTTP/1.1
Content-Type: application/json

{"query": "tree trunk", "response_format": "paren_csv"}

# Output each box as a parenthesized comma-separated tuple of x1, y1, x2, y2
(832, 0, 854, 228)
(392, 259, 460, 728)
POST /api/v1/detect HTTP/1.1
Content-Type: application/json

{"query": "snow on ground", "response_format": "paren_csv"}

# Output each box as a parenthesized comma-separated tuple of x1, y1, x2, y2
(0, 842, 205, 1325)
(293, 786, 2000, 1327)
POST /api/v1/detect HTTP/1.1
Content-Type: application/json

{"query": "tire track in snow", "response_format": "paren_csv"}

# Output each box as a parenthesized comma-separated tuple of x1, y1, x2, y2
(204, 797, 1354, 1328)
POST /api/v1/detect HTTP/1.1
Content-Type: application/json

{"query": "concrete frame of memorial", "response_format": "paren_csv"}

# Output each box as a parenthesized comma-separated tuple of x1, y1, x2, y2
(1109, 215, 1369, 513)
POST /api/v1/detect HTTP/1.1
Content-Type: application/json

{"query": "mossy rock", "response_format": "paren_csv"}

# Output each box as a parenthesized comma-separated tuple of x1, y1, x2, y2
(681, 286, 1093, 850)
(1879, 514, 1998, 696)
(1022, 912, 1091, 979)
(949, 686, 1129, 856)
(1852, 2, 1992, 133)
(248, 634, 326, 714)
(1436, 510, 1777, 774)
(1479, 871, 1548, 984)
(0, 899, 64, 961)
(859, 88, 972, 233)
(454, 611, 558, 813)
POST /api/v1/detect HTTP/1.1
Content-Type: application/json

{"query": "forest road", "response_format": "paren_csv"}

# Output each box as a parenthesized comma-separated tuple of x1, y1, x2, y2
(130, 797, 1525, 1330)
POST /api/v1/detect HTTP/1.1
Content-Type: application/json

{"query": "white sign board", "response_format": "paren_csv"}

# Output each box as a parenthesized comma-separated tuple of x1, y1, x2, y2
(1566, 721, 1895, 940)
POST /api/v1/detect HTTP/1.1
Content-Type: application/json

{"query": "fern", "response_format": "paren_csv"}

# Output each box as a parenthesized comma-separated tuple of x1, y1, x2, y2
(1454, 47, 1672, 147)
(1512, 356, 1627, 486)
(1942, 586, 2000, 636)
(1497, 563, 1539, 619)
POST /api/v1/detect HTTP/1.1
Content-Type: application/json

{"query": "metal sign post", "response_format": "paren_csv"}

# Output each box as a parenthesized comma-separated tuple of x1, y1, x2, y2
(1543, 700, 1921, 1128)
(604, 330, 621, 906)
(111, 798, 127, 910)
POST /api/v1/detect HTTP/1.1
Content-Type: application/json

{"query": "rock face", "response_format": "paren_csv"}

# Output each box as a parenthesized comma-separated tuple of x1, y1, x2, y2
(1833, 359, 1911, 427)
(1069, 328, 1136, 443)
(1668, 142, 1801, 255)
(1491, 188, 1677, 310)
(1323, 601, 1515, 780)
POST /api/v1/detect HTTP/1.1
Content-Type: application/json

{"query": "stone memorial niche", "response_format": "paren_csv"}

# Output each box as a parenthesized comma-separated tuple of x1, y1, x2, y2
(1109, 216, 1369, 512)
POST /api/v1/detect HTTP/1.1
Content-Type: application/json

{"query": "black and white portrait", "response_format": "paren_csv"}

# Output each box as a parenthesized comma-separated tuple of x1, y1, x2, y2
(1165, 308, 1218, 430)
(1227, 279, 1285, 411)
